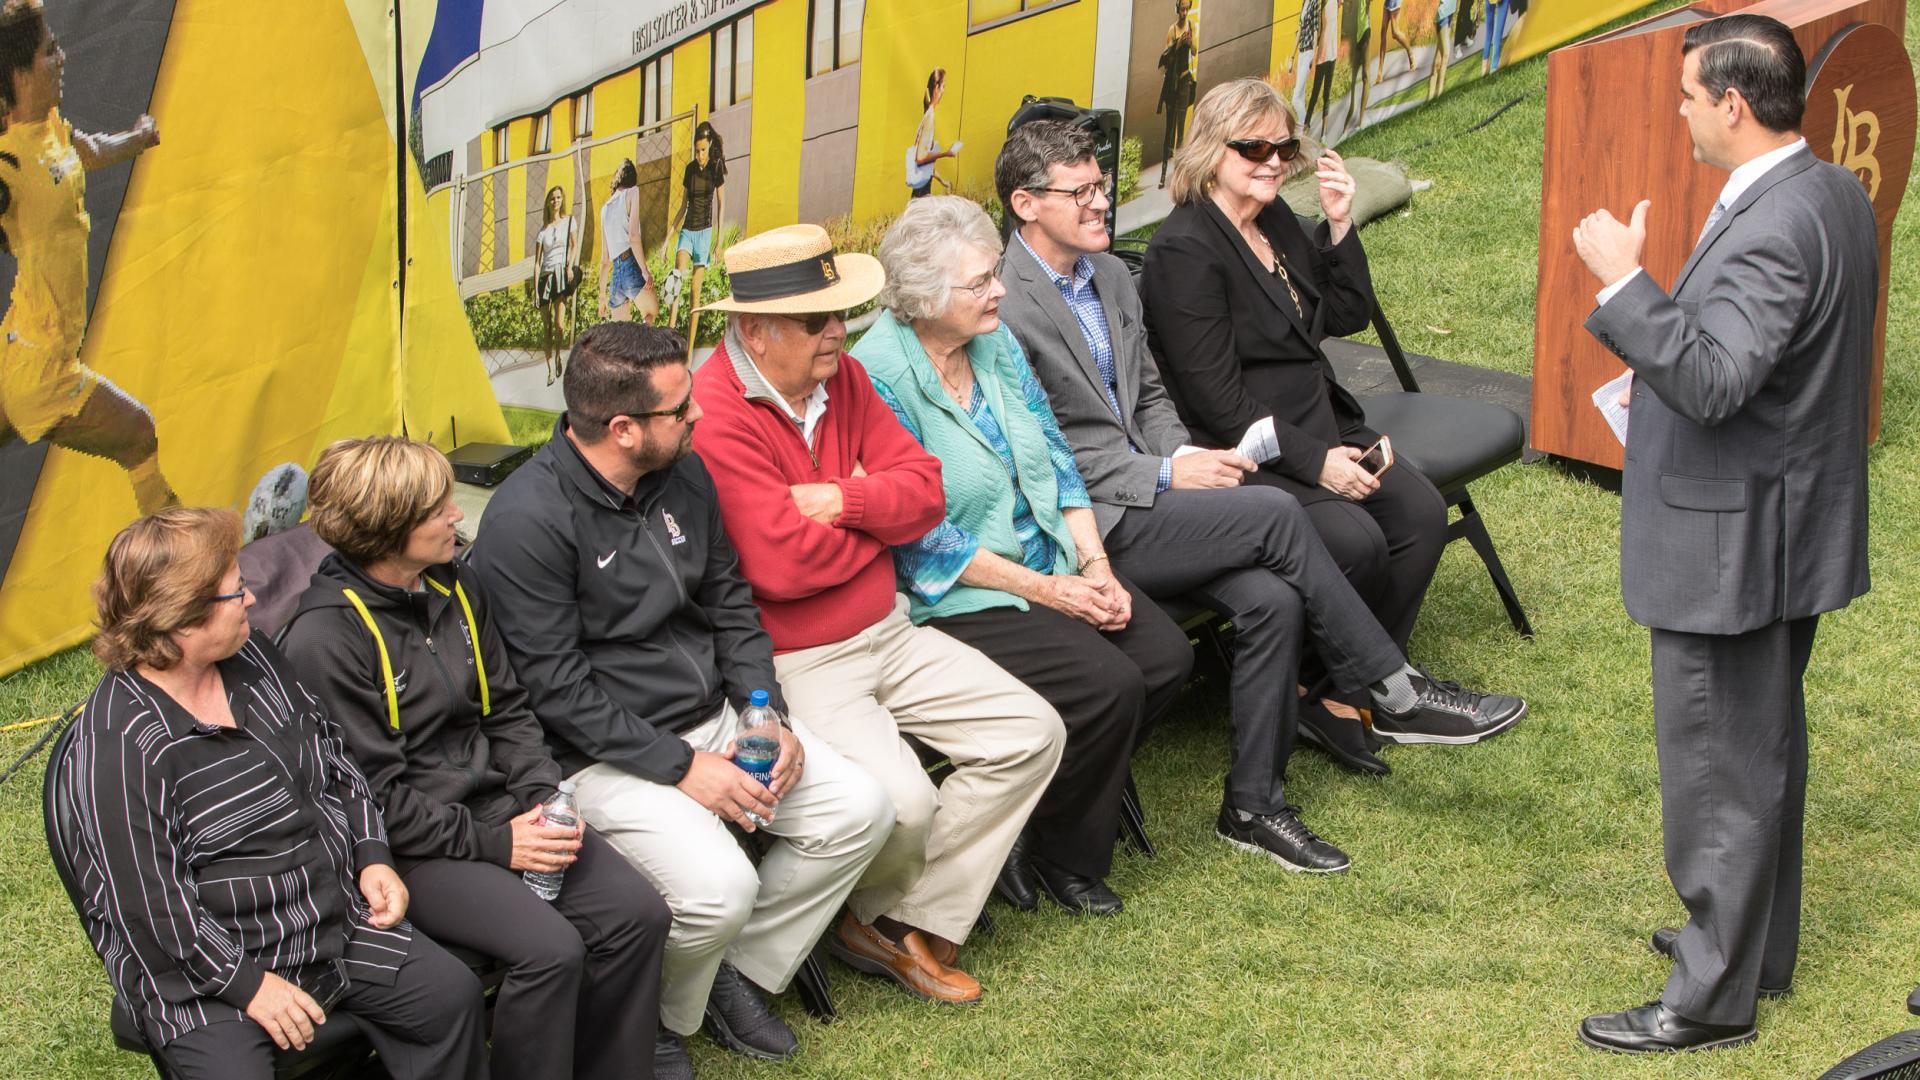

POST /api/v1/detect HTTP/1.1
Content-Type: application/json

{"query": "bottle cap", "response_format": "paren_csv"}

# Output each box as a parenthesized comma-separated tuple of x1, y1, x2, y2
(750, 689, 769, 707)
(557, 780, 576, 794)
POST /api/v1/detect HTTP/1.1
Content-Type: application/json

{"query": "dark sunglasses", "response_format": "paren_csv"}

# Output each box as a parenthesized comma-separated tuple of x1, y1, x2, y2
(594, 385, 696, 426)
(777, 310, 847, 335)
(1226, 137, 1303, 164)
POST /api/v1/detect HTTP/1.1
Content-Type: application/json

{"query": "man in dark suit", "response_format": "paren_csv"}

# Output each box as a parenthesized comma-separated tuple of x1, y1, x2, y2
(1572, 14, 1877, 1053)
(993, 120, 1523, 876)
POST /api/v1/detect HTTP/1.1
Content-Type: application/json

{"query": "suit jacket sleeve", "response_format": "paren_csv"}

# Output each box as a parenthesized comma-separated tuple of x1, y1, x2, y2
(1585, 219, 1810, 427)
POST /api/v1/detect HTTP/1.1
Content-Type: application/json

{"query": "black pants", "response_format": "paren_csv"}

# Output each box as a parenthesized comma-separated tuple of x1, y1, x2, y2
(1279, 462, 1448, 654)
(1106, 487, 1404, 814)
(404, 828, 672, 1080)
(1305, 61, 1337, 127)
(929, 576, 1190, 880)
(158, 932, 487, 1080)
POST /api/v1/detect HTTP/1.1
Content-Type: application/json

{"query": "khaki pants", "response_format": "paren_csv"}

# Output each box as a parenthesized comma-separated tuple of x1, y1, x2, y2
(569, 707, 894, 1035)
(775, 596, 1064, 943)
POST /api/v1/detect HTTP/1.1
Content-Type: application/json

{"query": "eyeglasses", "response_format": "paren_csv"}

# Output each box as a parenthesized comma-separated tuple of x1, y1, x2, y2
(1226, 137, 1303, 164)
(1024, 172, 1113, 208)
(210, 578, 249, 605)
(776, 310, 847, 336)
(592, 385, 696, 426)
(950, 269, 1000, 300)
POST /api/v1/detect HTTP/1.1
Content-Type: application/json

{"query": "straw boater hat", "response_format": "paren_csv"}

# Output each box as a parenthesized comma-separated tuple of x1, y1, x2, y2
(703, 224, 885, 314)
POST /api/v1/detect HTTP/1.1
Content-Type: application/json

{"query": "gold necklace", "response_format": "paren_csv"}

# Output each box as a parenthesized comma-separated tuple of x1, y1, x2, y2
(936, 357, 972, 405)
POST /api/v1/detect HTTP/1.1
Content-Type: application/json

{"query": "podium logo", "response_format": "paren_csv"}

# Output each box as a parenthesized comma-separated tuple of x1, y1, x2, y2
(1829, 85, 1882, 201)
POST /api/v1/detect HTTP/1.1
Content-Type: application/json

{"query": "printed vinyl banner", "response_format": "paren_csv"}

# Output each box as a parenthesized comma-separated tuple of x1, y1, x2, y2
(1, 0, 1643, 675)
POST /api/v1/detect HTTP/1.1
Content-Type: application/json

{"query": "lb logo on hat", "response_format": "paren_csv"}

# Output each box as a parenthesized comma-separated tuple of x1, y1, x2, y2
(705, 224, 884, 314)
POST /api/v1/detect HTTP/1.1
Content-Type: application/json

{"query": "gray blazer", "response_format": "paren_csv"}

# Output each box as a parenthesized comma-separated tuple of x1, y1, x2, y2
(998, 240, 1191, 537)
(1585, 147, 1877, 635)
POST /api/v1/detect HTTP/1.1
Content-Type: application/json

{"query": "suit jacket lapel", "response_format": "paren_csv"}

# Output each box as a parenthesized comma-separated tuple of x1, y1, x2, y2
(1005, 245, 1108, 412)
(1673, 148, 1818, 296)
(1093, 258, 1137, 421)
(1200, 198, 1315, 344)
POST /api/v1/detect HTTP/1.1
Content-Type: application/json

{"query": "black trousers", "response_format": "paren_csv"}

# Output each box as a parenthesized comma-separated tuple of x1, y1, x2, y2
(157, 931, 487, 1080)
(1652, 615, 1818, 1026)
(1106, 486, 1404, 814)
(404, 828, 672, 1080)
(929, 576, 1191, 880)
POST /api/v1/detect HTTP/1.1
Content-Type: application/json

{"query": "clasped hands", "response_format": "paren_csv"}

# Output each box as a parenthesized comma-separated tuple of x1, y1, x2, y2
(676, 722, 805, 832)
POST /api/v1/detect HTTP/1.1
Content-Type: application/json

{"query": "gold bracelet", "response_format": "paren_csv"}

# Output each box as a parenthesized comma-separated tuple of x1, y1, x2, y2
(1080, 553, 1110, 569)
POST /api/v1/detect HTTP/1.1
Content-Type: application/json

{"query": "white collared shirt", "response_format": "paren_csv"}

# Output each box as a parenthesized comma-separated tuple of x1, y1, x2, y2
(1595, 137, 1807, 307)
(744, 351, 830, 442)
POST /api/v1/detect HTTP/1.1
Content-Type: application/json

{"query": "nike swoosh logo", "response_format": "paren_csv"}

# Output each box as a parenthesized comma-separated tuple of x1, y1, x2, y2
(597, 551, 616, 569)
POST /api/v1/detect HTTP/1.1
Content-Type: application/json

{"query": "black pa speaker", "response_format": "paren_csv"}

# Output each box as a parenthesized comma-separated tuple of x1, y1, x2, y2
(1004, 96, 1122, 241)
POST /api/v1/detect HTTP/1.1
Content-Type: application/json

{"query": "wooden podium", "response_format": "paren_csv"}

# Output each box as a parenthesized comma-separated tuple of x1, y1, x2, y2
(1529, 0, 1914, 470)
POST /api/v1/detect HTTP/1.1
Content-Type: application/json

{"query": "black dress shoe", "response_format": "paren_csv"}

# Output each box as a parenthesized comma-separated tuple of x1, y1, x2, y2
(1295, 701, 1390, 776)
(1908, 984, 1919, 1016)
(993, 831, 1039, 911)
(1031, 857, 1123, 916)
(1216, 803, 1351, 873)
(704, 962, 798, 1061)
(654, 1030, 696, 1080)
(1579, 1001, 1756, 1053)
(1648, 927, 1791, 998)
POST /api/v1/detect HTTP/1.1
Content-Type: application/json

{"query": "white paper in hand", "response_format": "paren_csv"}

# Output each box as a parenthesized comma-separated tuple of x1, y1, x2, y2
(1592, 370, 1632, 446)
(1236, 417, 1282, 463)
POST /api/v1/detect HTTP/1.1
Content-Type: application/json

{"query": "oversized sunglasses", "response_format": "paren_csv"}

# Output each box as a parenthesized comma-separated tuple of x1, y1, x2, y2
(1226, 137, 1303, 164)
(777, 310, 847, 335)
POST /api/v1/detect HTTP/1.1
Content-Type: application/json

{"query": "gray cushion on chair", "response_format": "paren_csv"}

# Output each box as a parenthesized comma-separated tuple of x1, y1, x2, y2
(1357, 392, 1525, 494)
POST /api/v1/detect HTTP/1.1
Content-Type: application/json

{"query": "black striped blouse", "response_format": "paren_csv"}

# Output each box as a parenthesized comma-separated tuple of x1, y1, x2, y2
(55, 631, 411, 1049)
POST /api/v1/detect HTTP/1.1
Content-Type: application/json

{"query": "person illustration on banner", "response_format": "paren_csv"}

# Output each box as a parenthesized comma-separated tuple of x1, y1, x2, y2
(0, 0, 173, 513)
(663, 121, 725, 334)
(1154, 0, 1197, 188)
(1427, 0, 1459, 101)
(1343, 0, 1373, 133)
(1481, 0, 1511, 76)
(535, 185, 583, 386)
(906, 69, 959, 200)
(1374, 0, 1416, 83)
(1302, 0, 1338, 140)
(1286, 0, 1322, 117)
(597, 158, 657, 331)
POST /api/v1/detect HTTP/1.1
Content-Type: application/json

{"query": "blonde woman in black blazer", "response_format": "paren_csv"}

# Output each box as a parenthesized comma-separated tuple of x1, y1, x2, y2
(1141, 77, 1520, 743)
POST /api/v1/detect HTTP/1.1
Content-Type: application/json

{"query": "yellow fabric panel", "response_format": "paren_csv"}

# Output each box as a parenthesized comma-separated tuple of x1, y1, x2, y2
(747, 0, 807, 232)
(403, 153, 508, 450)
(954, 0, 1096, 194)
(0, 0, 398, 671)
(850, 0, 968, 222)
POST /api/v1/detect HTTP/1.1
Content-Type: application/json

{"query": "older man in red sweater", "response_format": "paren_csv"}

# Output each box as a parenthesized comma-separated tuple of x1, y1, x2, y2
(692, 225, 1063, 1005)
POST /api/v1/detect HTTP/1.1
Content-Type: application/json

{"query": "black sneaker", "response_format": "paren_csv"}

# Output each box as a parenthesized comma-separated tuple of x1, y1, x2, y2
(654, 1030, 696, 1080)
(1373, 666, 1526, 745)
(1216, 803, 1350, 873)
(704, 962, 798, 1061)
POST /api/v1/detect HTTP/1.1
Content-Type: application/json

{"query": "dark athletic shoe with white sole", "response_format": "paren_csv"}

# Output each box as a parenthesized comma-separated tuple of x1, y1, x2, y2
(1373, 666, 1526, 745)
(1216, 803, 1350, 873)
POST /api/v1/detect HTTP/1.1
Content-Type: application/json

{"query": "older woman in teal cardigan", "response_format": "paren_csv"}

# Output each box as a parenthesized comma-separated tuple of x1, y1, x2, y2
(850, 196, 1192, 917)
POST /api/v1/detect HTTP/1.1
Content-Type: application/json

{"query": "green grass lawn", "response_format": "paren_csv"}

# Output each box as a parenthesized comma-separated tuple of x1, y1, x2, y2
(6, 6, 1920, 1076)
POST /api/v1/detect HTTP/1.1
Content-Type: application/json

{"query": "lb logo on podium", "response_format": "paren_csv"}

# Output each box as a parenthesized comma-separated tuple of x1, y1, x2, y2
(1804, 20, 1913, 220)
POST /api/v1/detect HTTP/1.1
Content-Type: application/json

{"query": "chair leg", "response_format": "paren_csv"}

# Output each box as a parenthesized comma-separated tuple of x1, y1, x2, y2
(1448, 489, 1534, 638)
(1119, 772, 1155, 857)
(973, 908, 997, 937)
(794, 941, 837, 1024)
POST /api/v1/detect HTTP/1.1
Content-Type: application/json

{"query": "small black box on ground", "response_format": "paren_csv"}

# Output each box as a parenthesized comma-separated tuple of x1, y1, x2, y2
(446, 442, 532, 487)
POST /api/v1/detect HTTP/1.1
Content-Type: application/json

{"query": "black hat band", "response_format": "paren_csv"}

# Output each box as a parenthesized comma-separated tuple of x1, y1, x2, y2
(729, 250, 845, 302)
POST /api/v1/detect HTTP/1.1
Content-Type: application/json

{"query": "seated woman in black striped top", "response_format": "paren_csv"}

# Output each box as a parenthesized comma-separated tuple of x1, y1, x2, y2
(58, 507, 488, 1080)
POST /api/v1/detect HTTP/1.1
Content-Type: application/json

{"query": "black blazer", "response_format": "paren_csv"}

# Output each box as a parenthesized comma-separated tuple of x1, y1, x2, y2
(1140, 197, 1378, 491)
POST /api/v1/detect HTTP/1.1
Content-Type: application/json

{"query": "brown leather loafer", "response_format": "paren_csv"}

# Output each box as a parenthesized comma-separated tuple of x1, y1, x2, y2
(828, 914, 982, 1004)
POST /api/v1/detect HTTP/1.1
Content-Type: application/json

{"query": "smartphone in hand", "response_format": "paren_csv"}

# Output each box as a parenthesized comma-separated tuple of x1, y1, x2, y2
(1357, 435, 1394, 478)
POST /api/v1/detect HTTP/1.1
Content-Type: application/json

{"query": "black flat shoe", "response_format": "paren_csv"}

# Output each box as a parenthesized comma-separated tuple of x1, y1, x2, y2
(1649, 927, 1790, 998)
(1031, 857, 1122, 916)
(1579, 1001, 1756, 1054)
(993, 831, 1039, 912)
(1295, 701, 1390, 776)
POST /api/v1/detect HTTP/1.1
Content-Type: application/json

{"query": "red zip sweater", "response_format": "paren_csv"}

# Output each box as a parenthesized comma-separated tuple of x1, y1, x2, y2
(692, 339, 946, 652)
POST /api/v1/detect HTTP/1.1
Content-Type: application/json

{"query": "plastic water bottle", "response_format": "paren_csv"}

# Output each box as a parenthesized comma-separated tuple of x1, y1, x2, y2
(522, 781, 579, 901)
(733, 690, 783, 827)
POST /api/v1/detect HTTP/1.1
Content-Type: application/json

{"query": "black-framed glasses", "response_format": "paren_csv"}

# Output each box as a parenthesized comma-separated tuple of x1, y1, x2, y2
(592, 384, 696, 426)
(950, 269, 1000, 300)
(1226, 137, 1302, 164)
(210, 578, 249, 605)
(776, 310, 847, 336)
(1025, 172, 1113, 208)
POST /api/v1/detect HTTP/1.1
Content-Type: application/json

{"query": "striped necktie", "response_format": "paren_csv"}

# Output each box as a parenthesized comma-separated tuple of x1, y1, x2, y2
(1695, 200, 1726, 248)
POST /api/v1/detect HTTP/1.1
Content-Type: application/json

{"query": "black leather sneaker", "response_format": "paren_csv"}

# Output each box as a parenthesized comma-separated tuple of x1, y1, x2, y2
(704, 962, 798, 1061)
(1216, 803, 1350, 873)
(654, 1030, 696, 1080)
(1373, 666, 1526, 745)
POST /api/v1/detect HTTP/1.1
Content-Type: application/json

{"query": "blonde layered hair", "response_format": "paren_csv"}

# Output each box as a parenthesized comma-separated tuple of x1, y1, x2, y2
(1166, 77, 1317, 206)
(308, 436, 455, 565)
(93, 508, 243, 672)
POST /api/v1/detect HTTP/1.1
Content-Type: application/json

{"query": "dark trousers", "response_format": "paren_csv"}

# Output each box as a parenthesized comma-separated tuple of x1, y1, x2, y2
(1305, 61, 1337, 127)
(158, 932, 487, 1080)
(1105, 487, 1404, 814)
(1652, 615, 1818, 1027)
(404, 828, 672, 1080)
(930, 576, 1191, 879)
(1284, 462, 1448, 654)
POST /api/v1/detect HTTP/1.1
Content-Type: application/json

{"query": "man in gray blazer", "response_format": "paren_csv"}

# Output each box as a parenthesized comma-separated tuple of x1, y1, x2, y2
(992, 121, 1523, 877)
(1573, 14, 1876, 1053)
